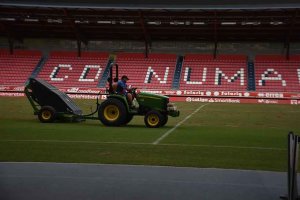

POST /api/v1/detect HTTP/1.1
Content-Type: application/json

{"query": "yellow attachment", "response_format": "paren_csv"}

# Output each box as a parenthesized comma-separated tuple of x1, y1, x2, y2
(147, 113, 159, 127)
(104, 105, 120, 121)
(41, 110, 52, 120)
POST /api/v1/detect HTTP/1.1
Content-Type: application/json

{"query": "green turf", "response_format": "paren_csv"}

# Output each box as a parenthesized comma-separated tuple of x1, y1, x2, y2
(1, 96, 300, 171)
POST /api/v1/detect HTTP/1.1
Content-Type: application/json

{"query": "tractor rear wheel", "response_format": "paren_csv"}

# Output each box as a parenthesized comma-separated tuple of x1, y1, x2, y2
(38, 106, 56, 123)
(144, 110, 163, 128)
(98, 98, 127, 126)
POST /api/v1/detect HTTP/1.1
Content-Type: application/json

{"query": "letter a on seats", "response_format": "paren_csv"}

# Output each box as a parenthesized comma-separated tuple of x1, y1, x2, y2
(258, 68, 286, 86)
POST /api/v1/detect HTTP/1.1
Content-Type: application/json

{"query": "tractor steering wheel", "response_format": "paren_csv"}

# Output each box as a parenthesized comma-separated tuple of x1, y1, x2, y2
(129, 88, 138, 96)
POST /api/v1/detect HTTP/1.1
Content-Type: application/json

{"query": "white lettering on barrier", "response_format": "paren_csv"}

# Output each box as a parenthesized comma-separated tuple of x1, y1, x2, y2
(291, 100, 298, 105)
(59, 88, 296, 99)
(66, 94, 107, 100)
(67, 88, 80, 93)
(144, 66, 169, 84)
(79, 65, 102, 82)
(0, 92, 24, 97)
(67, 94, 98, 99)
(183, 90, 205, 95)
(13, 86, 24, 91)
(50, 64, 72, 81)
(215, 68, 244, 85)
(186, 97, 240, 103)
(66, 88, 102, 94)
(184, 67, 207, 84)
(220, 91, 243, 97)
(244, 92, 250, 97)
(164, 91, 176, 95)
(258, 68, 286, 86)
(298, 69, 300, 84)
(257, 99, 279, 104)
(140, 90, 163, 94)
(258, 92, 284, 98)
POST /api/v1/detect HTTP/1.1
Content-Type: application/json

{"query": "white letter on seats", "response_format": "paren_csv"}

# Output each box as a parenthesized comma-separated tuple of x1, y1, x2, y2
(184, 67, 207, 84)
(258, 68, 286, 86)
(79, 65, 102, 82)
(144, 66, 169, 84)
(215, 68, 244, 85)
(50, 64, 72, 81)
(297, 69, 300, 84)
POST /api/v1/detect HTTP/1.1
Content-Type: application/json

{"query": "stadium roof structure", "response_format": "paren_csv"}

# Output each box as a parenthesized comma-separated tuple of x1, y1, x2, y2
(1, 0, 300, 10)
(0, 0, 300, 54)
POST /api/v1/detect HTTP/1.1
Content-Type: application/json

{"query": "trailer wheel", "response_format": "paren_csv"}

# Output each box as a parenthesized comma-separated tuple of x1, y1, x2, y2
(160, 115, 168, 127)
(144, 110, 163, 128)
(38, 106, 56, 123)
(98, 98, 127, 126)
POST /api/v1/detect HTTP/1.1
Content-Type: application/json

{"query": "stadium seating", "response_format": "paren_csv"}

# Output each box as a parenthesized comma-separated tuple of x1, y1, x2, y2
(0, 49, 41, 86)
(255, 55, 300, 92)
(179, 54, 248, 91)
(115, 52, 178, 90)
(37, 51, 109, 88)
(2, 49, 300, 94)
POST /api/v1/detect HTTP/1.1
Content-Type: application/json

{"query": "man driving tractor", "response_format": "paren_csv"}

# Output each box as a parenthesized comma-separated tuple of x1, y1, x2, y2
(116, 75, 133, 106)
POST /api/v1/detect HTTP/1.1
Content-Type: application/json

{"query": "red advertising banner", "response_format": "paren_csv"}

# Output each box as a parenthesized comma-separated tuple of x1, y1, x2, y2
(140, 90, 300, 99)
(1, 85, 300, 105)
(1, 85, 300, 99)
(0, 92, 25, 97)
(169, 96, 299, 105)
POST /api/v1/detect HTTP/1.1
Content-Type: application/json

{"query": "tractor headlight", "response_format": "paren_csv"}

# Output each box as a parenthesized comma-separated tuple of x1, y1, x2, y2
(167, 103, 177, 111)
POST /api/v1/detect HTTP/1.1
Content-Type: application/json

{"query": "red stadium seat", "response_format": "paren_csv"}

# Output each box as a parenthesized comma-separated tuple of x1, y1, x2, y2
(0, 50, 41, 86)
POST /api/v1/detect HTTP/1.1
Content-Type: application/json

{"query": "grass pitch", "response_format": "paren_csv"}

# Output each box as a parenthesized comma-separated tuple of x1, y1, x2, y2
(1, 96, 300, 171)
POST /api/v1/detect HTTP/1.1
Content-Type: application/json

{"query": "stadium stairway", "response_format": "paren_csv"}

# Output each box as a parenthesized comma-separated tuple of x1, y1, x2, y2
(247, 61, 256, 91)
(98, 55, 115, 88)
(29, 56, 47, 79)
(171, 55, 184, 90)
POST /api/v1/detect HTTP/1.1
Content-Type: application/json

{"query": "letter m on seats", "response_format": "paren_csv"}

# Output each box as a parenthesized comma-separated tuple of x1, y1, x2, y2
(215, 68, 245, 85)
(144, 66, 169, 84)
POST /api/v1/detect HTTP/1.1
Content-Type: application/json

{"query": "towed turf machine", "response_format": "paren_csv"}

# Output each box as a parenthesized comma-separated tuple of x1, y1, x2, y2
(24, 64, 179, 128)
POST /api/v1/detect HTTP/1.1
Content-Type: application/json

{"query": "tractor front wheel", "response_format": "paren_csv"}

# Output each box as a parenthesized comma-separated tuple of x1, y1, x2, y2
(38, 106, 56, 123)
(98, 98, 127, 126)
(144, 110, 163, 128)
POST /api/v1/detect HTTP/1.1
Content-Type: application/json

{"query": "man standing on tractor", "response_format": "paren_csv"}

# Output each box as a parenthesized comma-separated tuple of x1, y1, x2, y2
(116, 75, 133, 106)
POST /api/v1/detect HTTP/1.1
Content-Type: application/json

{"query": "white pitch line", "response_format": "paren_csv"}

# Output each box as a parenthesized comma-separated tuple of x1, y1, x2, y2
(152, 103, 210, 145)
(0, 139, 285, 151)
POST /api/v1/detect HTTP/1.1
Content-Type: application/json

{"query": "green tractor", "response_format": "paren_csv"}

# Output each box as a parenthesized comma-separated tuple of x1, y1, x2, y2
(24, 64, 179, 128)
(98, 63, 180, 128)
